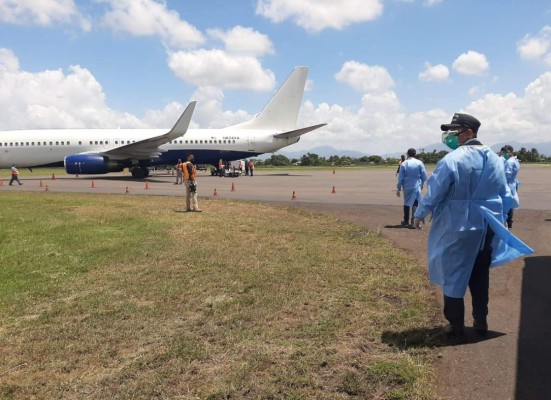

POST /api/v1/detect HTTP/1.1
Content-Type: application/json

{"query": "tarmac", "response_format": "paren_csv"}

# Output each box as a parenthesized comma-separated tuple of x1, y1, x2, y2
(1, 164, 550, 400)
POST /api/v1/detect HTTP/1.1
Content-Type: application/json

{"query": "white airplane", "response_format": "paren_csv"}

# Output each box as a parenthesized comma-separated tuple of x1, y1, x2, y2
(0, 67, 325, 178)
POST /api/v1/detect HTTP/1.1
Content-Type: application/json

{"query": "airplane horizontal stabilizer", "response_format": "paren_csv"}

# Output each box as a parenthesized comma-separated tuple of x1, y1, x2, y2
(273, 123, 327, 140)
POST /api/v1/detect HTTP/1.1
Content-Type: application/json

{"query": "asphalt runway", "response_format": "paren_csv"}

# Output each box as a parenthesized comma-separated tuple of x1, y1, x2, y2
(2, 164, 550, 400)
(2, 164, 550, 210)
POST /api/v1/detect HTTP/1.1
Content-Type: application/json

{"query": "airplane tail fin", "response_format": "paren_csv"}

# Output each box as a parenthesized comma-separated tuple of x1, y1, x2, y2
(229, 67, 309, 131)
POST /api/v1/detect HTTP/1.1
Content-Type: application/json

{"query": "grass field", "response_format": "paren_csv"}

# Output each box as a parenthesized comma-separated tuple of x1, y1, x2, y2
(0, 192, 440, 399)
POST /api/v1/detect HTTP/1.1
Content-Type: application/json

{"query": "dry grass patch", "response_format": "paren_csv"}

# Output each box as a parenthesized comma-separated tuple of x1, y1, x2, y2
(0, 192, 439, 399)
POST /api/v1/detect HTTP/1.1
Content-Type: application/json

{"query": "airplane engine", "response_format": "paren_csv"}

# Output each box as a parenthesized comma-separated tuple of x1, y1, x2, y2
(64, 154, 124, 175)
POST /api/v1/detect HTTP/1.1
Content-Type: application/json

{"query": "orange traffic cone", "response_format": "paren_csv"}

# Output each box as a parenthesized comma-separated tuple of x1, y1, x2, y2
(52, 173, 56, 180)
(145, 180, 150, 189)
(213, 188, 218, 196)
(291, 191, 297, 200)
(45, 184, 49, 192)
(331, 186, 336, 194)
(125, 186, 130, 194)
(39, 180, 44, 187)
(231, 182, 235, 192)
(91, 181, 95, 188)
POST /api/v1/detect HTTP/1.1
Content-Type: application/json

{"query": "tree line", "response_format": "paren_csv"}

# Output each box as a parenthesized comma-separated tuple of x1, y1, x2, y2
(258, 147, 551, 167)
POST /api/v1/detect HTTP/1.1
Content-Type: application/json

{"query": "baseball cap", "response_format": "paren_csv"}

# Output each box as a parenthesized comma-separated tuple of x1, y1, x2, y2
(441, 113, 481, 133)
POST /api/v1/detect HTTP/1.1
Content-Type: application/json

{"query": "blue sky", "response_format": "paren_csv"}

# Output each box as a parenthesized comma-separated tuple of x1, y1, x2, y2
(0, 0, 550, 155)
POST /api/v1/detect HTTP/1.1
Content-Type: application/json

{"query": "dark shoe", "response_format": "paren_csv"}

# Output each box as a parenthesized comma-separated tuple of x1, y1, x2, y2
(473, 319, 488, 333)
(442, 324, 467, 344)
(400, 220, 409, 226)
(192, 209, 203, 213)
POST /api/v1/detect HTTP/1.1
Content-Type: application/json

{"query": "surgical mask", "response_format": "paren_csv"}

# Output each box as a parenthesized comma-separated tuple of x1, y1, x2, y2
(503, 153, 510, 160)
(441, 130, 460, 150)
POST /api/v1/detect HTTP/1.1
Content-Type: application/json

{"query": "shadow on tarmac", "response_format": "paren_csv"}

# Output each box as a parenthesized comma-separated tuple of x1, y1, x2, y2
(515, 256, 551, 400)
(381, 327, 505, 349)
(384, 224, 416, 229)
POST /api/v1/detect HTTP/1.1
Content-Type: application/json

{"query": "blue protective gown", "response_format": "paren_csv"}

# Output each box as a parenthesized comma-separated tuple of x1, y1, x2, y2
(397, 158, 427, 207)
(502, 156, 520, 209)
(414, 142, 533, 298)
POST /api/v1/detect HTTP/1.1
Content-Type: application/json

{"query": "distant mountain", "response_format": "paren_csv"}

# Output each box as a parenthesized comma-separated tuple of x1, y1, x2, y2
(261, 141, 551, 160)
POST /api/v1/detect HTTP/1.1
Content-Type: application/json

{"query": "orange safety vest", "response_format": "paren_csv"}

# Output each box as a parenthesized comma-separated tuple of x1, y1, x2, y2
(183, 161, 197, 180)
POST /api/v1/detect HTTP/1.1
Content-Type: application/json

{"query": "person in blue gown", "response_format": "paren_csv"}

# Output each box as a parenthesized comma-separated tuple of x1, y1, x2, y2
(413, 113, 533, 341)
(500, 145, 520, 229)
(396, 148, 427, 226)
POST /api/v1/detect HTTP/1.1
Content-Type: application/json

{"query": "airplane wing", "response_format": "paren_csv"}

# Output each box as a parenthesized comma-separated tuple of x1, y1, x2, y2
(103, 101, 196, 159)
(273, 123, 326, 140)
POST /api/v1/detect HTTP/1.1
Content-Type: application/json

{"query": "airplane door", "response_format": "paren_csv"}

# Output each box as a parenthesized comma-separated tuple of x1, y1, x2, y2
(248, 137, 255, 151)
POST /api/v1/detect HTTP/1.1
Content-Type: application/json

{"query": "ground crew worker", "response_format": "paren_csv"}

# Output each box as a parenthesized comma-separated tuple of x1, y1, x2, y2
(183, 154, 201, 212)
(9, 164, 22, 186)
(248, 160, 254, 176)
(175, 159, 183, 185)
(413, 113, 533, 342)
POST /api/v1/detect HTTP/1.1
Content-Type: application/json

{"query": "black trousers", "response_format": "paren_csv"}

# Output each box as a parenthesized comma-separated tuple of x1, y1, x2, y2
(403, 199, 418, 222)
(444, 228, 494, 328)
(506, 209, 514, 228)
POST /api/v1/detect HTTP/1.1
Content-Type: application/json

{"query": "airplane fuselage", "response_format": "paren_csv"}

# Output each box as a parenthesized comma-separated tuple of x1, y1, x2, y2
(0, 127, 299, 170)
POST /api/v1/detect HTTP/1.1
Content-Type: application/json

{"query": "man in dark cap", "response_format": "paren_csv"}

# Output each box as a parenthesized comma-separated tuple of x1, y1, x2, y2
(413, 113, 533, 342)
(500, 145, 520, 229)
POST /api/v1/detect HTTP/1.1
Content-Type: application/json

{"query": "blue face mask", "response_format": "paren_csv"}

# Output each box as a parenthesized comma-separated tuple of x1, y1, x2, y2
(441, 130, 460, 150)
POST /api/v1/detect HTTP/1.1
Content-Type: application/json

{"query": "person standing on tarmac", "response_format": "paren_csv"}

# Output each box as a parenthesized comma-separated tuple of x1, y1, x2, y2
(500, 145, 520, 229)
(248, 160, 255, 176)
(396, 148, 427, 226)
(9, 164, 22, 186)
(183, 154, 201, 212)
(175, 159, 183, 185)
(413, 113, 533, 342)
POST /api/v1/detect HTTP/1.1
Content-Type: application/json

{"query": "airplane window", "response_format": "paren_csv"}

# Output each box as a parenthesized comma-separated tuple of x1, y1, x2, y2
(37, 142, 41, 146)
(132, 140, 135, 143)
(199, 140, 202, 144)
(44, 142, 47, 145)
(95, 141, 98, 145)
(185, 140, 188, 144)
(100, 141, 103, 145)
(15, 143, 18, 146)
(105, 141, 108, 145)
(115, 141, 118, 144)
(32, 142, 35, 146)
(67, 141, 70, 145)
(223, 140, 226, 144)
(49, 142, 53, 145)
(26, 142, 29, 146)
(78, 141, 82, 145)
(61, 141, 64, 145)
(0, 143, 2, 147)
(180, 140, 183, 144)
(20, 142, 23, 146)
(56, 142, 59, 145)
(10, 143, 13, 146)
(232, 140, 235, 144)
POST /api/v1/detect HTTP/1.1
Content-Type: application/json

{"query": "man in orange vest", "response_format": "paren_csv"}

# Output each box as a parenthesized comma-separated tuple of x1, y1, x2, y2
(183, 154, 201, 212)
(175, 159, 183, 185)
(9, 164, 22, 186)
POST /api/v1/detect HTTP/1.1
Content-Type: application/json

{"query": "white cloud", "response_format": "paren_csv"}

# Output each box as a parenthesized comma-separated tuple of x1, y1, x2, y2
(452, 51, 490, 75)
(0, 0, 91, 31)
(256, 0, 383, 33)
(517, 26, 551, 66)
(0, 48, 20, 72)
(424, 0, 442, 6)
(0, 50, 142, 130)
(208, 26, 274, 57)
(167, 49, 275, 91)
(468, 86, 480, 96)
(418, 62, 449, 82)
(335, 61, 394, 93)
(100, 0, 204, 49)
